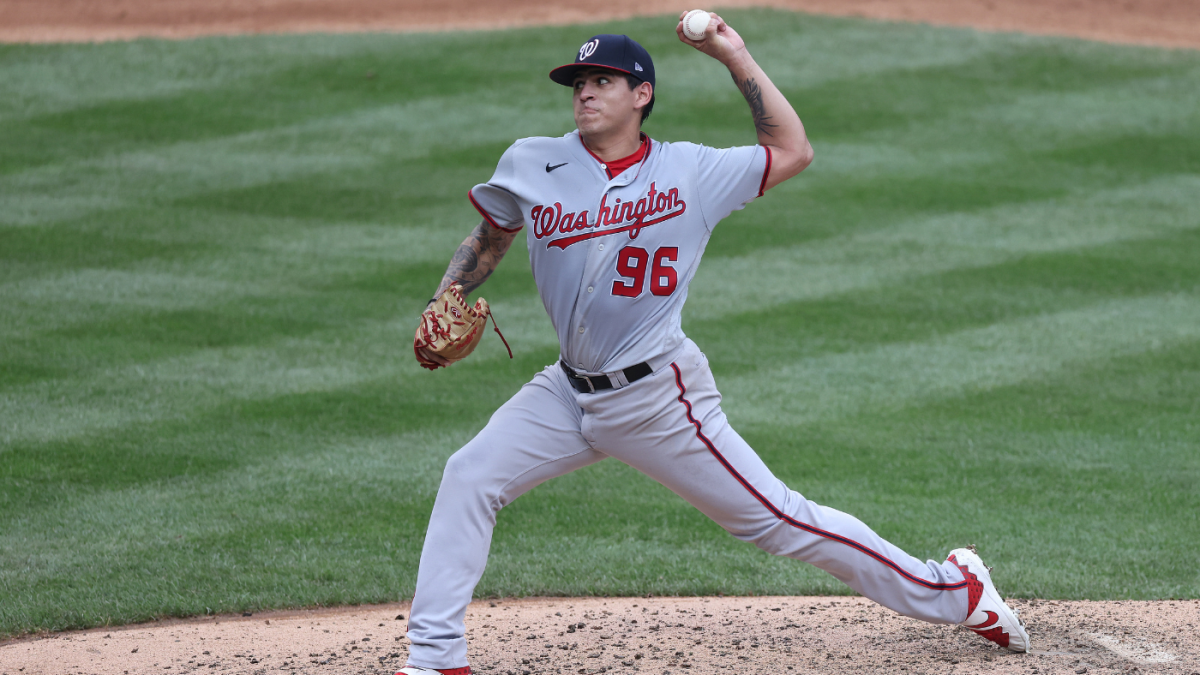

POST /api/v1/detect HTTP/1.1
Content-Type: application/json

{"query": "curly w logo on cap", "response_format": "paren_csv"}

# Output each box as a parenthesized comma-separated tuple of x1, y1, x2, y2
(578, 39, 599, 61)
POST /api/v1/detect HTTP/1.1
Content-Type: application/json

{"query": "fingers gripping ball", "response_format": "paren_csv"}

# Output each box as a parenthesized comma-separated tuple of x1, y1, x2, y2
(682, 9, 711, 41)
(414, 284, 512, 370)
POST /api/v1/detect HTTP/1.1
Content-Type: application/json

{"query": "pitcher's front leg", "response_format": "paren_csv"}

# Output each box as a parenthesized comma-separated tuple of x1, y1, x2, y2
(591, 344, 969, 625)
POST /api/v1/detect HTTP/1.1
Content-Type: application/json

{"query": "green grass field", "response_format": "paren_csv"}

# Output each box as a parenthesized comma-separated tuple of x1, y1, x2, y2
(1, 9, 1198, 638)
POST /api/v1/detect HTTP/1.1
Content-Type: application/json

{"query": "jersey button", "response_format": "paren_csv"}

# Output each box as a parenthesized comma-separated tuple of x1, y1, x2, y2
(598, 244, 605, 251)
(587, 286, 593, 293)
(578, 327, 585, 334)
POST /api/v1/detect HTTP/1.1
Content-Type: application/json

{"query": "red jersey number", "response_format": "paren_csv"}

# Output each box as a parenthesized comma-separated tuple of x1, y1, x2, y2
(650, 247, 678, 296)
(612, 247, 649, 297)
(612, 246, 679, 298)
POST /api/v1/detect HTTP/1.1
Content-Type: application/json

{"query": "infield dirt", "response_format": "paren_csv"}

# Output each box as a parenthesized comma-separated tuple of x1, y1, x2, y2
(2, 0, 1199, 49)
(3, 596, 1198, 674)
(2, 2, 1198, 674)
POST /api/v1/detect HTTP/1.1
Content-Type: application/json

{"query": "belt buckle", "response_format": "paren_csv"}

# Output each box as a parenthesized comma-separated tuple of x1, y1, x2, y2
(581, 374, 596, 393)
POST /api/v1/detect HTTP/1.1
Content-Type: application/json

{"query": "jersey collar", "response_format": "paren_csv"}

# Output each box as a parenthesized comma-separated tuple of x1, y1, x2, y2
(582, 133, 650, 180)
(568, 131, 654, 188)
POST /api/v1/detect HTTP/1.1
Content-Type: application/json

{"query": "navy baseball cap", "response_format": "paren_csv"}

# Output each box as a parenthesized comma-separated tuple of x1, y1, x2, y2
(549, 34, 655, 88)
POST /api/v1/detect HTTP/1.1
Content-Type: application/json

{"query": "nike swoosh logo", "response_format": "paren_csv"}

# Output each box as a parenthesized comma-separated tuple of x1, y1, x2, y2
(966, 611, 999, 630)
(546, 162, 568, 173)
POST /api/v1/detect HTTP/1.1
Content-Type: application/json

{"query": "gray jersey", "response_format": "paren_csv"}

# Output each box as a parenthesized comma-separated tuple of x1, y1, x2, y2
(469, 130, 770, 373)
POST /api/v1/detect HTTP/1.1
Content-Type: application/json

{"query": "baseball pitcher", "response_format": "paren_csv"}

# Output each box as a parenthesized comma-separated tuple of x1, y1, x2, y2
(404, 13, 1029, 675)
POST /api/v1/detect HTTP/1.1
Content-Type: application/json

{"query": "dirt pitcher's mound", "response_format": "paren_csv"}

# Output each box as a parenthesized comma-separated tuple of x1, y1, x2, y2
(3, 596, 1197, 675)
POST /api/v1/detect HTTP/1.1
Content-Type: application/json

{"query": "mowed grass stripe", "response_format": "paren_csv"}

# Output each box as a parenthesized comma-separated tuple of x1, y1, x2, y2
(0, 34, 464, 120)
(691, 173, 1200, 319)
(692, 227, 1200, 372)
(0, 293, 553, 446)
(722, 293, 1200, 428)
(0, 28, 584, 169)
(0, 98, 565, 228)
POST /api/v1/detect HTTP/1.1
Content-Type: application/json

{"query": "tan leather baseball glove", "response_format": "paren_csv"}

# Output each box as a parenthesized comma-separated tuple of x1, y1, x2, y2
(414, 284, 512, 370)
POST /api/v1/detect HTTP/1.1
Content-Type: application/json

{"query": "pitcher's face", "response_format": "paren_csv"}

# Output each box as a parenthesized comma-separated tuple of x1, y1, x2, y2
(572, 68, 651, 136)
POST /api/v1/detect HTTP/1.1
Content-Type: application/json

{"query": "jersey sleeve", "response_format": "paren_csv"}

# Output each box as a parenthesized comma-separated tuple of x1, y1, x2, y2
(693, 144, 772, 229)
(468, 141, 528, 233)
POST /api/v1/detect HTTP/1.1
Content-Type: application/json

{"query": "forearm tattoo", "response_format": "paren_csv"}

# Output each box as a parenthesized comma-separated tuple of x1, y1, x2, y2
(435, 220, 515, 298)
(732, 73, 778, 138)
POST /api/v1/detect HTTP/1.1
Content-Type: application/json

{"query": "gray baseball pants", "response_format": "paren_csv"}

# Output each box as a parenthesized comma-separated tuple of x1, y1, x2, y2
(406, 339, 969, 669)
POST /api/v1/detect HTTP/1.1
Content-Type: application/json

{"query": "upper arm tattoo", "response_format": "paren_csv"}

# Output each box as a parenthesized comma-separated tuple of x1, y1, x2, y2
(437, 221, 516, 298)
(732, 73, 779, 138)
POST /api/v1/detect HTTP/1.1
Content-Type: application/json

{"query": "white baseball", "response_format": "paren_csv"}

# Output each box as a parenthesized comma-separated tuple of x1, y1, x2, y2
(682, 9, 711, 41)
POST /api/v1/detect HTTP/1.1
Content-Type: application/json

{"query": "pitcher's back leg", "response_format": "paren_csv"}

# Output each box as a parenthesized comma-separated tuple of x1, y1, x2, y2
(407, 365, 604, 669)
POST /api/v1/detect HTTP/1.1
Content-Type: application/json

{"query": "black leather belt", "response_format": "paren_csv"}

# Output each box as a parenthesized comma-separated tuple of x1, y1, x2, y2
(560, 360, 653, 393)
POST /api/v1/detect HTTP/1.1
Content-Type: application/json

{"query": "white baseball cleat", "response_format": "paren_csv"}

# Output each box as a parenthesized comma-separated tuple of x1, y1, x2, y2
(947, 545, 1031, 653)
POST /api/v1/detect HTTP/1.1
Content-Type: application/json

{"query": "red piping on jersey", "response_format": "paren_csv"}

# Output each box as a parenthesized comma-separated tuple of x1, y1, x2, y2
(468, 189, 523, 233)
(758, 146, 773, 198)
(668, 362, 969, 593)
